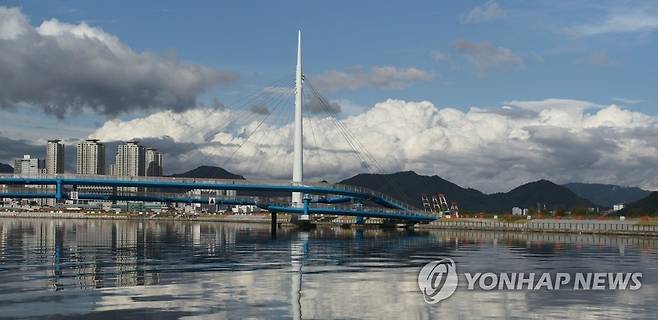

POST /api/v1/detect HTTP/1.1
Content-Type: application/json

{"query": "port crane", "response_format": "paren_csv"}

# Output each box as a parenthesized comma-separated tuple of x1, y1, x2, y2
(421, 193, 459, 218)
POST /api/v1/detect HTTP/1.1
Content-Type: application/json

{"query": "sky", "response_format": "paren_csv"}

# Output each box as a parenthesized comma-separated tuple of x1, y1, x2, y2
(0, 0, 657, 192)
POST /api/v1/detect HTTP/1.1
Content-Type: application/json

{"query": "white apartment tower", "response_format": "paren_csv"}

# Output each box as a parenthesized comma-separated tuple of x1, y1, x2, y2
(46, 139, 65, 174)
(76, 139, 106, 175)
(116, 140, 145, 177)
(145, 148, 163, 176)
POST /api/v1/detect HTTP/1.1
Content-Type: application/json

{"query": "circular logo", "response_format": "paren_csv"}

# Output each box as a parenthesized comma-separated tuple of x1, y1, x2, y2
(417, 258, 458, 304)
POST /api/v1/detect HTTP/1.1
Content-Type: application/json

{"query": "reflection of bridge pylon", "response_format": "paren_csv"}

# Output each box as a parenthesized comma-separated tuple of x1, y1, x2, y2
(290, 232, 308, 320)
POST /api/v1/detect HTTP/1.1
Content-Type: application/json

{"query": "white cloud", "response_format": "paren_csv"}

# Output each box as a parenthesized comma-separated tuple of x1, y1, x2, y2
(567, 7, 658, 36)
(312, 66, 434, 92)
(505, 98, 600, 112)
(0, 6, 236, 117)
(454, 40, 524, 77)
(93, 108, 235, 143)
(332, 99, 367, 116)
(612, 97, 641, 105)
(91, 98, 658, 192)
(461, 1, 506, 24)
(0, 7, 29, 40)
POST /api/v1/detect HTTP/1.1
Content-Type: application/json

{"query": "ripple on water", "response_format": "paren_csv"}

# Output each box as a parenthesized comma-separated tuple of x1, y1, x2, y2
(0, 219, 657, 319)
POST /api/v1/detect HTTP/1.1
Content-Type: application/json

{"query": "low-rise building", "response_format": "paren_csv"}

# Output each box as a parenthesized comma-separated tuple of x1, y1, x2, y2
(14, 155, 44, 175)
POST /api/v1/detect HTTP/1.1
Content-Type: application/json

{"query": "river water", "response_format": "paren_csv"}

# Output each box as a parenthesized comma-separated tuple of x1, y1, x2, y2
(0, 218, 656, 319)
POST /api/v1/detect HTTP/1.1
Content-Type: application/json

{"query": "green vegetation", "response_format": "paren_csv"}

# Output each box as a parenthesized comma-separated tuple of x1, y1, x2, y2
(621, 192, 658, 217)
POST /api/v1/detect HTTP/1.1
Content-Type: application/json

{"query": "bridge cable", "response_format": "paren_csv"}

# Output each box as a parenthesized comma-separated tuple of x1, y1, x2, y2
(183, 78, 295, 173)
(305, 80, 416, 208)
(302, 93, 328, 181)
(239, 87, 295, 175)
(206, 76, 295, 142)
(220, 86, 294, 168)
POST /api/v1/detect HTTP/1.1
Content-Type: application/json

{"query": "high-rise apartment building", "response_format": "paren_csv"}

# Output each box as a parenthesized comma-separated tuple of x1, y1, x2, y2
(145, 148, 163, 176)
(46, 139, 65, 174)
(115, 140, 145, 177)
(108, 163, 116, 176)
(76, 139, 105, 175)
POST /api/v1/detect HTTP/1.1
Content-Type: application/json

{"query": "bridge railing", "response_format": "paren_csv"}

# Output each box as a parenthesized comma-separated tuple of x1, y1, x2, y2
(305, 202, 430, 218)
(0, 174, 417, 210)
(252, 197, 430, 217)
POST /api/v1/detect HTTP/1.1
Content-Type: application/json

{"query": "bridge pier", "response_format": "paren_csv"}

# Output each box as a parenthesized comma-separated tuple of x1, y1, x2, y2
(112, 187, 117, 205)
(55, 179, 63, 202)
(271, 212, 277, 239)
(303, 196, 310, 216)
(289, 196, 316, 230)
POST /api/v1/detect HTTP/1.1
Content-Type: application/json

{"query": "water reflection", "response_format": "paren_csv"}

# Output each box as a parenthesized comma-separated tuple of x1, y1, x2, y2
(0, 219, 656, 319)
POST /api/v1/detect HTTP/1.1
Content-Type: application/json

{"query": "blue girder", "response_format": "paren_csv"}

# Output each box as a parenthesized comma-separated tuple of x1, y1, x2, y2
(0, 175, 436, 222)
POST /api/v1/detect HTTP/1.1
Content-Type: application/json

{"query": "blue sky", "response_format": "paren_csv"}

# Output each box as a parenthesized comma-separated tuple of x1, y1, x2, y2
(1, 1, 658, 191)
(5, 0, 657, 115)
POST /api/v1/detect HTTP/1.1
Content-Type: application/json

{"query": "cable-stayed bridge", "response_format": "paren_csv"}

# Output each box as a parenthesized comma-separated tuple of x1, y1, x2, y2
(0, 31, 437, 223)
(0, 174, 435, 222)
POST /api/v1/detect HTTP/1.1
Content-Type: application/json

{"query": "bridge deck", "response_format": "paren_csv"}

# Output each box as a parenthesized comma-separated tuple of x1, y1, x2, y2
(0, 174, 436, 222)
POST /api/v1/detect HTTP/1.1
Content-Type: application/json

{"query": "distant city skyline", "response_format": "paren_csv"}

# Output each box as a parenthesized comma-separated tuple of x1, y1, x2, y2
(0, 1, 657, 192)
(9, 139, 163, 178)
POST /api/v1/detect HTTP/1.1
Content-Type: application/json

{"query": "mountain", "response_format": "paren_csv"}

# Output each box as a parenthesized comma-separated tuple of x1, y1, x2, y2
(339, 171, 490, 211)
(563, 183, 650, 207)
(168, 166, 292, 198)
(339, 171, 594, 213)
(167, 167, 596, 213)
(621, 192, 658, 216)
(0, 163, 12, 174)
(169, 165, 245, 180)
(488, 180, 594, 212)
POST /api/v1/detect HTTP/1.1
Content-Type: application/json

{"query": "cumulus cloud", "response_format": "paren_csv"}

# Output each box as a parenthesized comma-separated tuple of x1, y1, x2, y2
(461, 1, 506, 24)
(566, 7, 658, 36)
(0, 6, 236, 118)
(88, 98, 658, 192)
(93, 108, 236, 143)
(311, 66, 434, 92)
(454, 39, 524, 77)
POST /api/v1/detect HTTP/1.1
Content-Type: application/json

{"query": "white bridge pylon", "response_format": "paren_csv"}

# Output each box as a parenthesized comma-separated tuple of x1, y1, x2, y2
(291, 30, 309, 220)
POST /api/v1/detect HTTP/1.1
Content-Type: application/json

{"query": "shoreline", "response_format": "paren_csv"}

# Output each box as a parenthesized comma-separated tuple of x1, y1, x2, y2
(416, 218, 658, 237)
(2, 212, 658, 237)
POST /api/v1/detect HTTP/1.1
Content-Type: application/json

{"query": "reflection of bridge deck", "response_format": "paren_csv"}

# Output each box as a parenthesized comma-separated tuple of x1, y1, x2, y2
(0, 174, 436, 222)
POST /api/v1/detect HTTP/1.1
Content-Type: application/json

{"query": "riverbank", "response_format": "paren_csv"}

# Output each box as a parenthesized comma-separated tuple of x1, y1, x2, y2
(416, 218, 658, 237)
(3, 211, 658, 237)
